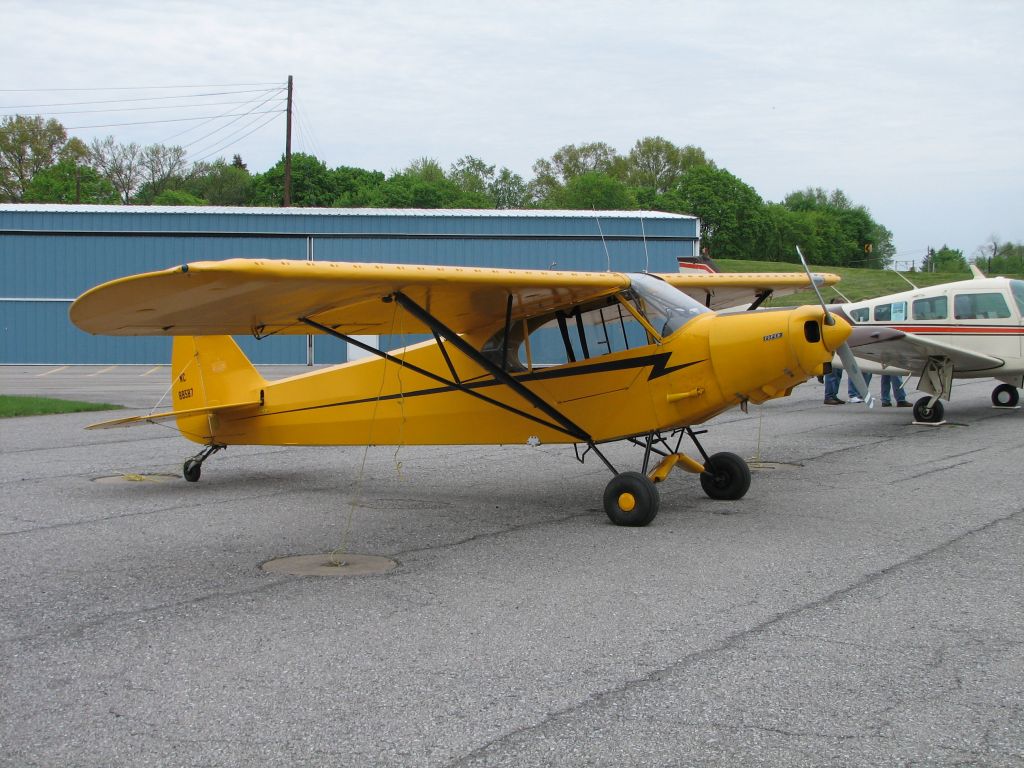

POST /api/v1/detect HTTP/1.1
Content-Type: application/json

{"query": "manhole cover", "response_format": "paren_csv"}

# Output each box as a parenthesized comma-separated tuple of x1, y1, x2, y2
(93, 473, 179, 484)
(261, 553, 398, 577)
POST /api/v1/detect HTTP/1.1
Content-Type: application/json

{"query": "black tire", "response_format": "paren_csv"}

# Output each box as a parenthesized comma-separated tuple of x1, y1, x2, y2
(913, 396, 944, 423)
(992, 384, 1019, 408)
(699, 452, 751, 500)
(183, 459, 202, 483)
(603, 471, 660, 527)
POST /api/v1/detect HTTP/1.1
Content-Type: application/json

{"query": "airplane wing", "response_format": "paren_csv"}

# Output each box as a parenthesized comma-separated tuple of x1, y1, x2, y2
(70, 259, 631, 336)
(70, 259, 840, 337)
(845, 326, 1006, 373)
(659, 271, 840, 311)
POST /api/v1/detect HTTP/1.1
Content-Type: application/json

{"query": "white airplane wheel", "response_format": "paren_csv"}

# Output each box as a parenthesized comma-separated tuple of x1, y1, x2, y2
(992, 384, 1019, 408)
(913, 396, 944, 423)
(603, 471, 660, 527)
(699, 452, 751, 500)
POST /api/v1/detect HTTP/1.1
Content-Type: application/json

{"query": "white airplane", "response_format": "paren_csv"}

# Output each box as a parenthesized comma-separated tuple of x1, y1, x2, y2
(833, 266, 1024, 422)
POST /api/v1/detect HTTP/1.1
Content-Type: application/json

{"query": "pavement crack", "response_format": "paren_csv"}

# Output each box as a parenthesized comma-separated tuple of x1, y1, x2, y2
(443, 506, 1024, 767)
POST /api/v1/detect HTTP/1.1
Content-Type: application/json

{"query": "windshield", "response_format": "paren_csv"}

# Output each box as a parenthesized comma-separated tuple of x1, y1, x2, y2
(1011, 280, 1024, 316)
(627, 273, 711, 337)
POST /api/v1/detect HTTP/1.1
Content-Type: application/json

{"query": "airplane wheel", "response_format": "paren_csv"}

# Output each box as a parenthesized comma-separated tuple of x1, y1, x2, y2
(183, 459, 202, 483)
(603, 471, 660, 527)
(913, 396, 944, 423)
(992, 384, 1019, 408)
(700, 452, 751, 501)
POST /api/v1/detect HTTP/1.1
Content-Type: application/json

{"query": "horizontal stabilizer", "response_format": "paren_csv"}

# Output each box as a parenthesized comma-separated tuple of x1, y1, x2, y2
(86, 400, 261, 430)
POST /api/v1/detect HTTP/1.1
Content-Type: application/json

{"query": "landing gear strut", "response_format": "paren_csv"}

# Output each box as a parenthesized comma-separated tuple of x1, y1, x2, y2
(183, 444, 224, 482)
(599, 428, 752, 526)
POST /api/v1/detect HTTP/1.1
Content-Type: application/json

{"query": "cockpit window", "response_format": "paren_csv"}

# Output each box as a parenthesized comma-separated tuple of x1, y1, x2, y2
(483, 275, 712, 371)
(626, 273, 711, 337)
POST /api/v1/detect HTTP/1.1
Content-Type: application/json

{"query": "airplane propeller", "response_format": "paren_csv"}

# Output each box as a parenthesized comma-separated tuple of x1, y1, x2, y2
(795, 247, 875, 408)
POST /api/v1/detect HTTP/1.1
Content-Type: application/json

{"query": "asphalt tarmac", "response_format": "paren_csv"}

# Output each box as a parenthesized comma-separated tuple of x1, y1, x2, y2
(1, 366, 1022, 767)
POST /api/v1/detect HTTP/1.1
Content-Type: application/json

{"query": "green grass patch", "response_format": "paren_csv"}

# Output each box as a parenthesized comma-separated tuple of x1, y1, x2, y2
(716, 259, 1024, 305)
(0, 395, 122, 418)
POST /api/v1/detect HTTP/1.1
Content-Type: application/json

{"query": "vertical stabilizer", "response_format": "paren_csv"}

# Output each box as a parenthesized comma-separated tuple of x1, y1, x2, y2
(171, 336, 266, 442)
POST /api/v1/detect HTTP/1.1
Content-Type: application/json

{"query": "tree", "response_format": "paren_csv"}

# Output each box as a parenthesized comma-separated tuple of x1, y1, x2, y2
(0, 115, 68, 201)
(489, 167, 529, 209)
(624, 137, 713, 194)
(779, 187, 893, 267)
(922, 245, 967, 273)
(986, 241, 1024, 274)
(529, 142, 621, 205)
(89, 136, 143, 204)
(249, 152, 337, 207)
(331, 166, 385, 207)
(152, 188, 205, 206)
(23, 159, 119, 204)
(134, 144, 188, 204)
(657, 166, 770, 259)
(545, 171, 637, 210)
(183, 159, 252, 206)
(448, 155, 494, 197)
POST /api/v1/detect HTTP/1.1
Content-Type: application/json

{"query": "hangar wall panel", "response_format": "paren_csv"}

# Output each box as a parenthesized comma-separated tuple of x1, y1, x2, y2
(1, 206, 699, 364)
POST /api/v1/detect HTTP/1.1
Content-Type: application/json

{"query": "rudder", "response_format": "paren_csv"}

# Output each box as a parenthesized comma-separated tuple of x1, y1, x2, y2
(171, 336, 266, 442)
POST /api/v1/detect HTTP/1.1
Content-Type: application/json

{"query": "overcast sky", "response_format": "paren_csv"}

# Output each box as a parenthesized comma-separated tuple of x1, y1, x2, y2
(4, 0, 1022, 267)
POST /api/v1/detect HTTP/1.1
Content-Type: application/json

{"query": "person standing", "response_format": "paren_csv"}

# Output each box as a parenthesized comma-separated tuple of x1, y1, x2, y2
(848, 372, 873, 403)
(881, 374, 912, 407)
(823, 364, 845, 405)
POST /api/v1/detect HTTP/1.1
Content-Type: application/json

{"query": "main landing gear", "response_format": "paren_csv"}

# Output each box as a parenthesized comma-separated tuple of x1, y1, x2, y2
(182, 444, 224, 482)
(599, 428, 752, 527)
(992, 383, 1020, 408)
(913, 396, 944, 424)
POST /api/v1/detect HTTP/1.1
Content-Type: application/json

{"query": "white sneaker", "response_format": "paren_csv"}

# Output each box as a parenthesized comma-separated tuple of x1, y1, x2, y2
(849, 396, 864, 403)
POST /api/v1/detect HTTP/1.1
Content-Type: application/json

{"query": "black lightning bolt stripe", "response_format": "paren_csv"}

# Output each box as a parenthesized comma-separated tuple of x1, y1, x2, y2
(245, 352, 706, 420)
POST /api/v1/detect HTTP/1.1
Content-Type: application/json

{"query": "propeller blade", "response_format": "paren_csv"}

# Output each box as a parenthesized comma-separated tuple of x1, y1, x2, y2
(837, 342, 876, 408)
(795, 246, 834, 326)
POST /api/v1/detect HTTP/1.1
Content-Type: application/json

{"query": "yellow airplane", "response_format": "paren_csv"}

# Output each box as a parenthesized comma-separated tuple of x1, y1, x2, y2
(70, 258, 852, 526)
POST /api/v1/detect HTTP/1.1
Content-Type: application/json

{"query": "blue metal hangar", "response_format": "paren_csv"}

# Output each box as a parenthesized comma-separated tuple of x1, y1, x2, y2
(0, 205, 700, 364)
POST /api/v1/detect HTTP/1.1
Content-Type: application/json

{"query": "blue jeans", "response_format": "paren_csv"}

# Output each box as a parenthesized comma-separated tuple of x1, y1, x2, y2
(881, 375, 907, 404)
(848, 372, 872, 398)
(824, 369, 843, 400)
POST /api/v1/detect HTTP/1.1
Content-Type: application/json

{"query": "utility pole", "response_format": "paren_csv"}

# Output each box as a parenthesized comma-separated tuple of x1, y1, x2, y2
(283, 75, 293, 207)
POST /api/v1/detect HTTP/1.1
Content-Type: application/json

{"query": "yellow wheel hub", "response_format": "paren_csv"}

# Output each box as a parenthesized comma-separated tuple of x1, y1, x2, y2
(617, 492, 637, 512)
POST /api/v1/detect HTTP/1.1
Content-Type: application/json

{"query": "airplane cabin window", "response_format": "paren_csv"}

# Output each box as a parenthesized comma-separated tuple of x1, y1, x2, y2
(912, 296, 948, 320)
(849, 307, 869, 323)
(953, 292, 1011, 320)
(873, 301, 907, 322)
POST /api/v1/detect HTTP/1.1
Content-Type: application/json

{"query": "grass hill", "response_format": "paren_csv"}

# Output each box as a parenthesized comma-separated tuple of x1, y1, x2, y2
(715, 259, 1023, 306)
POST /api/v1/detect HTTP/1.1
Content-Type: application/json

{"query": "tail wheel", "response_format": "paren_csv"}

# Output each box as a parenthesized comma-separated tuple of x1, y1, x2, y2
(183, 459, 201, 482)
(913, 396, 944, 423)
(699, 452, 751, 500)
(603, 471, 660, 527)
(992, 384, 1020, 408)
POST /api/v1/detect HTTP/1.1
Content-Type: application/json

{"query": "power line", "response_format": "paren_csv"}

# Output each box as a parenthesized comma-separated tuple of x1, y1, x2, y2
(4, 99, 281, 117)
(192, 111, 282, 164)
(0, 82, 281, 92)
(62, 110, 281, 131)
(0, 87, 284, 110)
(166, 91, 285, 148)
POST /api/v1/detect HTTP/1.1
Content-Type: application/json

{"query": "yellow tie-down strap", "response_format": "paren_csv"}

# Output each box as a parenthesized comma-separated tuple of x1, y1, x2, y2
(648, 453, 705, 483)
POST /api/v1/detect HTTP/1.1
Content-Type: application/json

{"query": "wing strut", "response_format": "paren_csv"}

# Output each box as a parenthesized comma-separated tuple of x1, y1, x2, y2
(388, 291, 619, 475)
